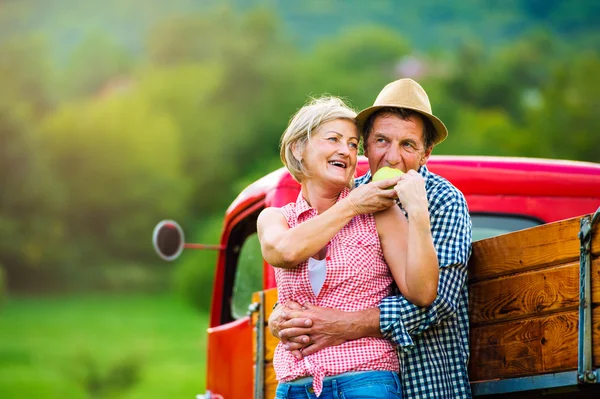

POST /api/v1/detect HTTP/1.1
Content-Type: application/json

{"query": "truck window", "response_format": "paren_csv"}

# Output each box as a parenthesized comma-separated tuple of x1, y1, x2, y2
(471, 214, 542, 242)
(231, 233, 264, 319)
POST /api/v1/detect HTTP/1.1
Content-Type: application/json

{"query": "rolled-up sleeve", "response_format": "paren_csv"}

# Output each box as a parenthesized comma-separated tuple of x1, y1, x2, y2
(379, 194, 472, 350)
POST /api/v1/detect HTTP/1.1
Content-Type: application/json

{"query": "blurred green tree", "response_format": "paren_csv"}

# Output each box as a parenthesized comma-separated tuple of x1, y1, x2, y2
(526, 52, 600, 162)
(39, 93, 191, 283)
(2, 3, 600, 297)
(0, 103, 65, 290)
(0, 37, 65, 291)
(59, 33, 133, 100)
(304, 25, 411, 110)
(0, 36, 55, 115)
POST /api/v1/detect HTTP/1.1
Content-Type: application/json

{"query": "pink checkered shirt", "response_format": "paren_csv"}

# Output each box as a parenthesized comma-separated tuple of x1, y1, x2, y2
(273, 188, 399, 397)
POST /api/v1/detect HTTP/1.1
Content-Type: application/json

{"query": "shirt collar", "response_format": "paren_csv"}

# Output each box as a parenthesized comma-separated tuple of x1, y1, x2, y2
(295, 187, 351, 218)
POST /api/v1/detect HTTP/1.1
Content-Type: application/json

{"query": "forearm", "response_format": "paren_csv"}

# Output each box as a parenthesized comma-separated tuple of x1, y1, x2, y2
(380, 192, 472, 346)
(344, 307, 382, 340)
(376, 206, 438, 307)
(405, 209, 439, 305)
(266, 200, 356, 268)
(380, 263, 467, 346)
(275, 305, 383, 357)
(375, 206, 408, 291)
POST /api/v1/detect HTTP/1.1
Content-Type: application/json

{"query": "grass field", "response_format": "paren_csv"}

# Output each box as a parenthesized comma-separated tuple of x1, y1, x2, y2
(0, 293, 208, 398)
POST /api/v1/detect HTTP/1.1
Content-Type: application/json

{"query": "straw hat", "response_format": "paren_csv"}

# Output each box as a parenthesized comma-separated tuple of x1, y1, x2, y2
(356, 78, 448, 145)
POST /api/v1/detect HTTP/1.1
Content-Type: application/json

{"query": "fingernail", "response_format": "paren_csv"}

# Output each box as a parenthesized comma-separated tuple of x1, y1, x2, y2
(302, 337, 309, 343)
(304, 320, 311, 326)
(283, 344, 289, 350)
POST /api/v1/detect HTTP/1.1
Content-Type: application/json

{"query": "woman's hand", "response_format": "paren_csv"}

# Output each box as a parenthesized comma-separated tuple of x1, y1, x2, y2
(346, 177, 401, 216)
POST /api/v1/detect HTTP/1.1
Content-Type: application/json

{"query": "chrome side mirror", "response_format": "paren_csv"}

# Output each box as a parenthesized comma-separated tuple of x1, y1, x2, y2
(152, 220, 185, 261)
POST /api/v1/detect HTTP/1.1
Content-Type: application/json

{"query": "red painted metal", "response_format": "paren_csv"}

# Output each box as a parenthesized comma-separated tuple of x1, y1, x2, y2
(204, 155, 600, 398)
(183, 243, 225, 250)
(222, 156, 600, 223)
(210, 198, 266, 328)
(206, 317, 253, 398)
(251, 156, 600, 291)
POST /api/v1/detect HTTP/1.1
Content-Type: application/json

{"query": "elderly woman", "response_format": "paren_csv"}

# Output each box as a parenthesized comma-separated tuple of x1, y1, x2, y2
(257, 96, 435, 399)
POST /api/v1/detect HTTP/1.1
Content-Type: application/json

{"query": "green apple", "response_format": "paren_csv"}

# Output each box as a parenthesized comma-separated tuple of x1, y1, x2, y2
(372, 166, 404, 188)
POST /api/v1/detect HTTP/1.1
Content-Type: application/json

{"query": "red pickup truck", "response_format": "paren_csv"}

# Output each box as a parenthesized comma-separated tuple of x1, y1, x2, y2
(154, 155, 600, 399)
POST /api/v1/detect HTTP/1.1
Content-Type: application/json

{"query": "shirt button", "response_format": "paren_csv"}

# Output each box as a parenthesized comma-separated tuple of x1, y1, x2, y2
(308, 387, 314, 393)
(326, 256, 331, 261)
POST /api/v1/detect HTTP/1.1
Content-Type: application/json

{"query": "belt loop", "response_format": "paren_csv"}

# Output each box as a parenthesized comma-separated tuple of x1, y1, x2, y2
(332, 379, 340, 399)
(392, 372, 402, 393)
(277, 383, 291, 398)
(304, 383, 314, 398)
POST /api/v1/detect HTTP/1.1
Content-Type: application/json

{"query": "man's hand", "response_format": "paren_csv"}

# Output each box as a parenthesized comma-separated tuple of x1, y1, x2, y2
(278, 304, 350, 358)
(346, 178, 400, 216)
(394, 170, 429, 216)
(272, 304, 382, 359)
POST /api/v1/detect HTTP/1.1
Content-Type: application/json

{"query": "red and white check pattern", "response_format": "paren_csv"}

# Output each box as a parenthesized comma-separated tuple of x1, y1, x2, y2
(274, 188, 399, 397)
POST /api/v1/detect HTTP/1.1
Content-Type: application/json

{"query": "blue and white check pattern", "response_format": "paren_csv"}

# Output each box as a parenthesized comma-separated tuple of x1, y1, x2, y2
(356, 165, 473, 399)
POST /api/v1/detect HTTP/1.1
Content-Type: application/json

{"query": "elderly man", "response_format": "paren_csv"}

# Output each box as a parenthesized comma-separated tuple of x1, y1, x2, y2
(270, 79, 473, 399)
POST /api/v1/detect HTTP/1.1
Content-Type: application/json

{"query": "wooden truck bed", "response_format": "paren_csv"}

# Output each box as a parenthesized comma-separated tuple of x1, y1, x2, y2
(252, 211, 600, 397)
(469, 211, 600, 395)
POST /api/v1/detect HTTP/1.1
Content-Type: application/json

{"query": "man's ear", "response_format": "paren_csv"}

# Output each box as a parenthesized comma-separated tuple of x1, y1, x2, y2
(420, 146, 433, 167)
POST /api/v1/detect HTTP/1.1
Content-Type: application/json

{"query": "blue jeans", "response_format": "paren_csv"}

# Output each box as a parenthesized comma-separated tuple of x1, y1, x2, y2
(275, 371, 402, 399)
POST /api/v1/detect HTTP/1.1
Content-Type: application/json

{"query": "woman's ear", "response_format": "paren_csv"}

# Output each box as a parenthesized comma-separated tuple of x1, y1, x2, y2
(291, 142, 303, 162)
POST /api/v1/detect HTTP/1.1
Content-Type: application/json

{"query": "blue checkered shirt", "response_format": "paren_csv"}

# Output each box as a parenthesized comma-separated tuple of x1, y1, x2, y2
(355, 165, 472, 399)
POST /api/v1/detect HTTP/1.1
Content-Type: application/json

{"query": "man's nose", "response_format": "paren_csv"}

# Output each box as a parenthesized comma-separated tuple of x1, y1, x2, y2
(385, 147, 401, 165)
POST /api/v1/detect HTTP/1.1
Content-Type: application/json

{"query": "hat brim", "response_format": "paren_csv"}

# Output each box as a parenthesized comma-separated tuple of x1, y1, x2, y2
(356, 105, 448, 146)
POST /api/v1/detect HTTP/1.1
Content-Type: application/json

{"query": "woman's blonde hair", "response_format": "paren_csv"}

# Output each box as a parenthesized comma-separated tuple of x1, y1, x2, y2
(280, 96, 357, 183)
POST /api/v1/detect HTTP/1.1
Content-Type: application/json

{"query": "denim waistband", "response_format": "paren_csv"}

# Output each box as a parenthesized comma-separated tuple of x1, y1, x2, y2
(277, 371, 401, 399)
(287, 371, 364, 386)
(282, 370, 398, 388)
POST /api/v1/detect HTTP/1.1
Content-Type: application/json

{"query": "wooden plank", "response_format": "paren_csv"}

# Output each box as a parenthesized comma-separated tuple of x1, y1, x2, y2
(470, 307, 600, 381)
(252, 288, 279, 362)
(264, 325, 279, 362)
(251, 288, 279, 399)
(469, 214, 600, 282)
(469, 262, 580, 326)
(596, 306, 600, 368)
(264, 361, 277, 399)
(254, 362, 277, 399)
(470, 311, 577, 381)
(595, 256, 600, 305)
(470, 258, 600, 326)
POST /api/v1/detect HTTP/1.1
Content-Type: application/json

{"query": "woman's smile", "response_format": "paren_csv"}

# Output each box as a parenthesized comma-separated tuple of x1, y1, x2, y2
(302, 118, 358, 188)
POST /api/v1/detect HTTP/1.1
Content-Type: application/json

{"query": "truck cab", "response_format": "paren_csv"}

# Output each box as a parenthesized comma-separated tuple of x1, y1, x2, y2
(191, 155, 600, 399)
